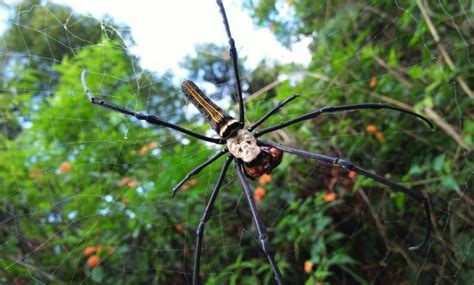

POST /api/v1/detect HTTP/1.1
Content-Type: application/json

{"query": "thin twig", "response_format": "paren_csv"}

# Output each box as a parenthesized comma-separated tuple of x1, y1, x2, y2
(424, 107, 472, 151)
(367, 91, 413, 110)
(277, 71, 468, 152)
(246, 77, 286, 102)
(367, 91, 472, 152)
(416, 0, 474, 99)
(372, 56, 414, 89)
(407, 171, 471, 187)
(6, 256, 66, 284)
(357, 189, 416, 270)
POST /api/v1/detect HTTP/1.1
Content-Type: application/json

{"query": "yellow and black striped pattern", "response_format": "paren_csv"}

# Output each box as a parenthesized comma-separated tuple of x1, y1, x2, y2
(181, 80, 238, 138)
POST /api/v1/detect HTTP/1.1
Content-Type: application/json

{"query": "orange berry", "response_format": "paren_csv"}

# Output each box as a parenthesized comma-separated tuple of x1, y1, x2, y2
(189, 179, 198, 186)
(323, 192, 337, 202)
(29, 169, 42, 179)
(139, 145, 149, 156)
(119, 177, 130, 186)
(348, 171, 356, 179)
(254, 187, 267, 202)
(58, 162, 71, 174)
(139, 141, 159, 156)
(127, 178, 138, 188)
(366, 124, 378, 134)
(148, 141, 159, 149)
(96, 244, 104, 253)
(369, 77, 377, 89)
(83, 246, 96, 256)
(87, 255, 100, 268)
(258, 174, 272, 185)
(107, 246, 116, 254)
(304, 260, 314, 273)
(375, 131, 385, 143)
(175, 224, 186, 234)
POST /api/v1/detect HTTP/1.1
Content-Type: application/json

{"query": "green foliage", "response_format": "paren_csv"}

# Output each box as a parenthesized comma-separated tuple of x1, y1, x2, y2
(275, 195, 356, 283)
(1, 0, 473, 284)
(0, 0, 128, 141)
(2, 0, 128, 67)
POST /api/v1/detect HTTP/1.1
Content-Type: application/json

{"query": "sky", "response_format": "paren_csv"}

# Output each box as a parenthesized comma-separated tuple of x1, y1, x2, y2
(0, 8, 6, 33)
(0, 0, 311, 76)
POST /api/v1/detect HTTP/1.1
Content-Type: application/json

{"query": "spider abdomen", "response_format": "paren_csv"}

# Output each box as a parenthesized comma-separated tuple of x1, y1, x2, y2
(181, 80, 239, 138)
(243, 145, 283, 178)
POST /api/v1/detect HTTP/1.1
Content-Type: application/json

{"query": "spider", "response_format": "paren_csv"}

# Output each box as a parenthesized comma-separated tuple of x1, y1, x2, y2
(81, 1, 433, 284)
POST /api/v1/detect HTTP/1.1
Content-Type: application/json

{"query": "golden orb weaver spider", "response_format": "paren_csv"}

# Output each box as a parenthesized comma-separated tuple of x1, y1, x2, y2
(81, 1, 433, 284)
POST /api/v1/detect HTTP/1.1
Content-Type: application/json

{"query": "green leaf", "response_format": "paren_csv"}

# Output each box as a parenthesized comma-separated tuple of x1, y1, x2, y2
(315, 268, 332, 279)
(305, 276, 316, 285)
(393, 192, 407, 210)
(388, 48, 397, 67)
(91, 267, 104, 283)
(327, 253, 356, 266)
(408, 165, 423, 175)
(407, 66, 423, 79)
(441, 176, 459, 191)
(433, 154, 445, 172)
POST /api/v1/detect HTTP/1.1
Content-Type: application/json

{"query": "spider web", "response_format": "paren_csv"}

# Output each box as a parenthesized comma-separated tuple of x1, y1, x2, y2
(1, 0, 473, 284)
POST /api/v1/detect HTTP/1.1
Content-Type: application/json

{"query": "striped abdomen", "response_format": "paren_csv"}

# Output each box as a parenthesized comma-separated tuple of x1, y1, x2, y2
(181, 80, 239, 138)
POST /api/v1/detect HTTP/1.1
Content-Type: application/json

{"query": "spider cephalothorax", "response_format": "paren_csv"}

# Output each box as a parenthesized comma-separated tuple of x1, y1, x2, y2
(81, 0, 433, 284)
(226, 129, 283, 178)
(182, 80, 283, 178)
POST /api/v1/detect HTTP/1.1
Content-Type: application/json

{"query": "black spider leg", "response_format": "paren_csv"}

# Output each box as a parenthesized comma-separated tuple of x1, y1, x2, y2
(216, 0, 245, 126)
(235, 159, 284, 285)
(248, 94, 299, 132)
(193, 156, 232, 285)
(172, 149, 228, 197)
(81, 70, 224, 144)
(255, 103, 433, 137)
(259, 140, 432, 251)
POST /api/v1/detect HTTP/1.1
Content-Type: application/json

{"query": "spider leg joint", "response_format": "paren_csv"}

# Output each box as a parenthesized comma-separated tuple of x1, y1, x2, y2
(134, 113, 147, 120)
(335, 158, 354, 169)
(90, 97, 103, 105)
(259, 235, 273, 255)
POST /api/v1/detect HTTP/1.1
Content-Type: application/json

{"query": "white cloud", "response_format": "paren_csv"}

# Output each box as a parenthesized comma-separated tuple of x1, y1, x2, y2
(0, 8, 8, 34)
(5, 0, 310, 75)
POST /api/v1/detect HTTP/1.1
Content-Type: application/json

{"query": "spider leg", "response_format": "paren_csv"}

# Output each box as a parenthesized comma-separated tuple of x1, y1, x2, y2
(255, 103, 433, 137)
(193, 156, 232, 285)
(216, 0, 245, 126)
(248, 94, 299, 132)
(259, 140, 431, 251)
(172, 149, 228, 197)
(81, 70, 224, 144)
(235, 159, 284, 285)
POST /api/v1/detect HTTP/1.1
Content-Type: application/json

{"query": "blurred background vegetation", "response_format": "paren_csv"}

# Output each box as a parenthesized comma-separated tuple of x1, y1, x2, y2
(0, 0, 473, 284)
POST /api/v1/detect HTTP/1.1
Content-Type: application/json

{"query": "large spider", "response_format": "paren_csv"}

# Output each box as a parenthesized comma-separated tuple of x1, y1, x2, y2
(81, 1, 433, 284)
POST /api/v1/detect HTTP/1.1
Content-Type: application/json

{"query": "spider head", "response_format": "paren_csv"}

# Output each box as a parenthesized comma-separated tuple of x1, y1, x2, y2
(242, 145, 283, 179)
